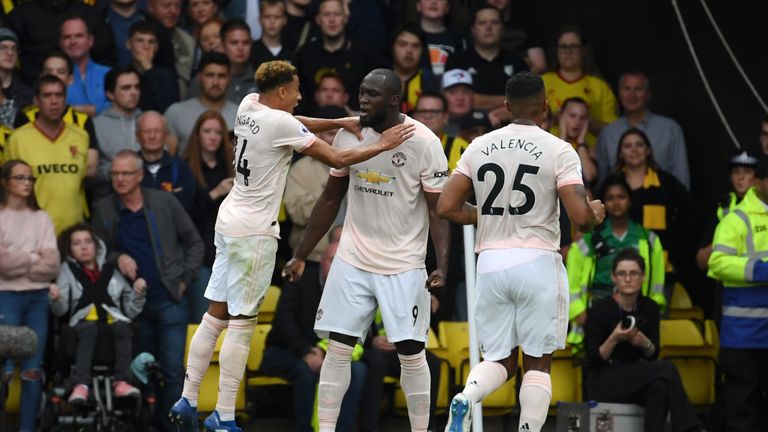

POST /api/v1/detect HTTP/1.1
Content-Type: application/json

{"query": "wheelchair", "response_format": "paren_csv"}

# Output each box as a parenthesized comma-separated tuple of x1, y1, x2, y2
(40, 321, 161, 432)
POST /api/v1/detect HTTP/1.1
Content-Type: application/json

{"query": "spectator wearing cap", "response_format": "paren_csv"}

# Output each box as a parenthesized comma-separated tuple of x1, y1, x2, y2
(445, 4, 528, 125)
(59, 16, 112, 117)
(441, 69, 474, 136)
(697, 151, 760, 271)
(0, 27, 32, 126)
(707, 157, 768, 432)
(597, 71, 690, 188)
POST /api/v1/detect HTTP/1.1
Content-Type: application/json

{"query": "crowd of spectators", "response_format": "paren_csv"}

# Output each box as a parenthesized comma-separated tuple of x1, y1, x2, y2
(0, 0, 764, 431)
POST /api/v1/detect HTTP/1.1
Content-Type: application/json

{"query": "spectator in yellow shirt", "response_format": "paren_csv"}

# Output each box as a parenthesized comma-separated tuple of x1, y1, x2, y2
(541, 25, 617, 146)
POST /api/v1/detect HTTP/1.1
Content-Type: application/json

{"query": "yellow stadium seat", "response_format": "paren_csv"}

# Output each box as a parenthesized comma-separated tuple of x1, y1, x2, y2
(549, 347, 582, 409)
(3, 368, 20, 414)
(437, 321, 470, 374)
(246, 324, 289, 387)
(659, 319, 718, 407)
(668, 283, 704, 321)
(197, 364, 246, 412)
(258, 286, 281, 324)
(439, 321, 517, 415)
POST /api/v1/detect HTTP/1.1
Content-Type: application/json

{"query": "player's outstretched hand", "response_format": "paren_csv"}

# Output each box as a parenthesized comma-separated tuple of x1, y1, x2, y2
(426, 268, 446, 291)
(282, 257, 306, 282)
(337, 116, 364, 141)
(379, 123, 416, 151)
(589, 199, 605, 225)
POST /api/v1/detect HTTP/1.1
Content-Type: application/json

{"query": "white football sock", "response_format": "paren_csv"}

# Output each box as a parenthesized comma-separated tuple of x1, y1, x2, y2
(215, 317, 256, 421)
(518, 371, 552, 432)
(182, 312, 228, 407)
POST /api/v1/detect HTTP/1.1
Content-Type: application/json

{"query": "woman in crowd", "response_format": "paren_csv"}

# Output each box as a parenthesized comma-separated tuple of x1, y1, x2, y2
(50, 223, 146, 404)
(186, 0, 221, 36)
(610, 127, 697, 300)
(584, 248, 702, 432)
(541, 25, 617, 145)
(0, 160, 60, 432)
(566, 175, 666, 351)
(193, 17, 225, 75)
(184, 111, 234, 322)
(558, 97, 598, 187)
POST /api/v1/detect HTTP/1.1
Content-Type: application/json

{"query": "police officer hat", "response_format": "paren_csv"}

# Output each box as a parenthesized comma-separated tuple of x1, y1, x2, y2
(730, 151, 759, 169)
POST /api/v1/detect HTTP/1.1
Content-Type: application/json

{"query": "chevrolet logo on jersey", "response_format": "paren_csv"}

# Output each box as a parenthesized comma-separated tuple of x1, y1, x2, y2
(356, 169, 395, 185)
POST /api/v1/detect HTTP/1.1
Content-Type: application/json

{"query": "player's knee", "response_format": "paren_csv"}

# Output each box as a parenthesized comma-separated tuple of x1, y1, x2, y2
(521, 353, 552, 374)
(329, 332, 358, 348)
(496, 354, 518, 381)
(394, 339, 424, 356)
(207, 301, 229, 320)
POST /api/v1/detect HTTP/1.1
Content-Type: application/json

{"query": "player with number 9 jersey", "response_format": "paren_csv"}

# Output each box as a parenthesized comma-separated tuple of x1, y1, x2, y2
(173, 61, 415, 432)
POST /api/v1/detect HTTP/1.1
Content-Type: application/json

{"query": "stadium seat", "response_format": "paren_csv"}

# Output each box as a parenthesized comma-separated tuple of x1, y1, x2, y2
(2, 368, 20, 414)
(668, 283, 704, 321)
(183, 325, 246, 413)
(549, 347, 583, 409)
(659, 319, 718, 407)
(257, 286, 281, 324)
(245, 324, 289, 387)
(438, 321, 517, 415)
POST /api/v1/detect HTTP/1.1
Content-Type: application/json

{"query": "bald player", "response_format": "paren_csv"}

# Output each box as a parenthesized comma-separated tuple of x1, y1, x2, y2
(283, 68, 451, 432)
(437, 71, 604, 432)
(170, 61, 414, 432)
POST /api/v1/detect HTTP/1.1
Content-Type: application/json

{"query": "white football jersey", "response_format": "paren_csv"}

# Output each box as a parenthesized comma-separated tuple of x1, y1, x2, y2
(216, 93, 316, 238)
(454, 123, 583, 252)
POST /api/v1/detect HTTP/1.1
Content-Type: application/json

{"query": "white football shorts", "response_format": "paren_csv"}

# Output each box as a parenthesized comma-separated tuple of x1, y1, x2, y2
(204, 232, 277, 317)
(314, 257, 430, 343)
(474, 248, 569, 360)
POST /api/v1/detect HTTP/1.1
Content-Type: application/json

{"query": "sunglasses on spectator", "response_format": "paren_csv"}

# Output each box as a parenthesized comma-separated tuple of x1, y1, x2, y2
(10, 175, 35, 182)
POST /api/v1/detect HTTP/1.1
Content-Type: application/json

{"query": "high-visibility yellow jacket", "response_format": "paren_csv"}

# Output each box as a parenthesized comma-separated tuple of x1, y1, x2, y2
(565, 221, 666, 350)
(708, 187, 768, 348)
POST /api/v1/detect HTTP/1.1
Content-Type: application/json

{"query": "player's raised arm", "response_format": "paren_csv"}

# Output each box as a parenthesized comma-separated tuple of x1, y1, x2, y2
(437, 173, 478, 225)
(558, 183, 605, 232)
(296, 115, 364, 141)
(301, 123, 414, 169)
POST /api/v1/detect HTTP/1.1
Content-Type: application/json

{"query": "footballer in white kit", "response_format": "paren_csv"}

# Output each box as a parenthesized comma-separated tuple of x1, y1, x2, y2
(172, 61, 414, 432)
(438, 72, 604, 432)
(284, 69, 451, 432)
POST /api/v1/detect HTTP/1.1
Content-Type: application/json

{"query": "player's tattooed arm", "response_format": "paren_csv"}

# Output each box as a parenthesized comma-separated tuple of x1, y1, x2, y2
(437, 173, 477, 226)
(558, 184, 605, 233)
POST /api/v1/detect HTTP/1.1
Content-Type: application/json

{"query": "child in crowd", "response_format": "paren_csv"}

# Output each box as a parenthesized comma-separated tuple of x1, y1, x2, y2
(49, 223, 147, 404)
